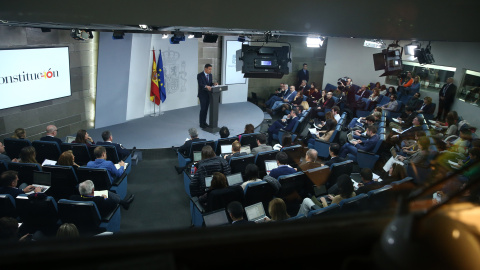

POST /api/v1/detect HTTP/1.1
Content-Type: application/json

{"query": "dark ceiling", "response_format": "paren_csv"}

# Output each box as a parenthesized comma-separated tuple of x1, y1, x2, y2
(0, 0, 479, 42)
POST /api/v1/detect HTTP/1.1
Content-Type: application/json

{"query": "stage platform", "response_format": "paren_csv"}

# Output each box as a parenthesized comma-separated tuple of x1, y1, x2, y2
(86, 102, 265, 149)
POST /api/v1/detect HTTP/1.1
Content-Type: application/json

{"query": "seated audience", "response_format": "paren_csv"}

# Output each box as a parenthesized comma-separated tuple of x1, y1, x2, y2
(251, 133, 273, 157)
(224, 140, 247, 162)
(19, 146, 40, 164)
(0, 142, 11, 163)
(434, 111, 458, 138)
(269, 85, 298, 113)
(389, 106, 417, 130)
(273, 133, 293, 151)
(269, 152, 296, 180)
(406, 92, 423, 111)
(70, 180, 134, 218)
(262, 198, 290, 222)
(339, 126, 379, 158)
(199, 172, 228, 208)
(356, 168, 383, 194)
(417, 96, 435, 114)
(308, 119, 336, 145)
(96, 130, 131, 160)
(280, 90, 304, 113)
(267, 107, 300, 145)
(11, 128, 26, 139)
(56, 223, 80, 239)
(40, 125, 63, 146)
(57, 150, 79, 168)
(394, 136, 431, 169)
(189, 145, 231, 197)
(368, 88, 381, 107)
(391, 116, 424, 142)
(299, 149, 322, 171)
(227, 201, 254, 225)
(241, 164, 263, 189)
(321, 143, 345, 167)
(297, 174, 355, 216)
(381, 94, 398, 113)
(219, 126, 230, 139)
(309, 91, 335, 120)
(72, 129, 95, 146)
(356, 85, 369, 98)
(238, 123, 255, 141)
(178, 128, 205, 157)
(0, 217, 31, 242)
(0, 170, 41, 197)
(86, 146, 126, 180)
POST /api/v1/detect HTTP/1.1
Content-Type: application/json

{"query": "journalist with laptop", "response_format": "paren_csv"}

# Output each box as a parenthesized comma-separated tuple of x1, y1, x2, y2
(0, 170, 43, 197)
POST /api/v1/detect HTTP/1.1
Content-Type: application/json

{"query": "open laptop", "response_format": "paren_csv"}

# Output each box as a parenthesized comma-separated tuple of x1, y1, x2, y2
(240, 145, 251, 154)
(245, 202, 267, 222)
(220, 144, 232, 155)
(347, 132, 358, 144)
(193, 151, 202, 162)
(204, 176, 213, 190)
(265, 160, 278, 174)
(203, 209, 230, 227)
(65, 136, 76, 143)
(227, 173, 243, 186)
(26, 171, 51, 194)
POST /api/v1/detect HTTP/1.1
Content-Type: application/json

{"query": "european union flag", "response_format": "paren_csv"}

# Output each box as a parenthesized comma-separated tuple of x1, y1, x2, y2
(157, 50, 167, 103)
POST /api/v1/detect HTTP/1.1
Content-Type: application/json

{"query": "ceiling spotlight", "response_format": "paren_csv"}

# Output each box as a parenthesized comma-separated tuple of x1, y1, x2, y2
(306, 36, 324, 47)
(404, 42, 420, 56)
(139, 24, 150, 30)
(238, 36, 246, 42)
(162, 34, 169, 39)
(364, 39, 386, 49)
(188, 34, 195, 39)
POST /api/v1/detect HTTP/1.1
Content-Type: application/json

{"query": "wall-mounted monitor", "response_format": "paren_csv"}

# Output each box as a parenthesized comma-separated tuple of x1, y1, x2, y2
(0, 47, 71, 110)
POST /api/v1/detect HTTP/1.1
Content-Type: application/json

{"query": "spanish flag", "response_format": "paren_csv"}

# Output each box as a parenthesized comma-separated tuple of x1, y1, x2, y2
(150, 50, 161, 105)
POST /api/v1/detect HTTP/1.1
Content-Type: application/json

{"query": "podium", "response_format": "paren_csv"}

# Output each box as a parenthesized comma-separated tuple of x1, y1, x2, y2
(205, 85, 228, 133)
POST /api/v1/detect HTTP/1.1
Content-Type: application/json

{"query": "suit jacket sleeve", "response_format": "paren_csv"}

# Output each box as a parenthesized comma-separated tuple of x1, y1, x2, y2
(356, 135, 378, 152)
(284, 117, 298, 132)
(287, 91, 297, 102)
(445, 85, 457, 102)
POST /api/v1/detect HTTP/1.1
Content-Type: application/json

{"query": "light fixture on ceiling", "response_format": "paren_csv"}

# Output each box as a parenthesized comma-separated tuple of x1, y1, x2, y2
(170, 31, 185, 44)
(306, 36, 325, 47)
(364, 39, 386, 49)
(404, 41, 420, 56)
(70, 28, 91, 41)
(238, 35, 246, 42)
(139, 24, 152, 31)
(112, 30, 124, 40)
(188, 34, 195, 39)
(162, 34, 169, 39)
(415, 41, 435, 65)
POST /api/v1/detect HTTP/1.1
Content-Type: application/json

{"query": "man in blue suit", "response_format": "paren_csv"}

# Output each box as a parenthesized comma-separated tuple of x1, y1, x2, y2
(269, 85, 298, 112)
(269, 152, 297, 179)
(197, 63, 217, 129)
(267, 107, 299, 145)
(96, 130, 131, 161)
(339, 126, 379, 158)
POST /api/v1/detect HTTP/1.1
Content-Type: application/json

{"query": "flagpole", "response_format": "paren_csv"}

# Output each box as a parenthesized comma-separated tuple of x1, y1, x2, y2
(150, 47, 158, 117)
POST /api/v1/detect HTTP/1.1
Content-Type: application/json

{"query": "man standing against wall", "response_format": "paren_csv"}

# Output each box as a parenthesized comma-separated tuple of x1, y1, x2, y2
(436, 77, 457, 121)
(197, 64, 217, 129)
(297, 63, 309, 88)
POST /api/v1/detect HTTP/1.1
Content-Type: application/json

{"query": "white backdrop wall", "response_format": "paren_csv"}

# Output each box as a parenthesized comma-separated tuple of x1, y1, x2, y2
(221, 36, 248, 104)
(126, 34, 152, 121)
(323, 37, 387, 88)
(144, 36, 199, 114)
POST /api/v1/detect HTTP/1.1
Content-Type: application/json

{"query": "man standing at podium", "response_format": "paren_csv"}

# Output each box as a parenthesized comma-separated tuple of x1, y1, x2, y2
(197, 63, 218, 129)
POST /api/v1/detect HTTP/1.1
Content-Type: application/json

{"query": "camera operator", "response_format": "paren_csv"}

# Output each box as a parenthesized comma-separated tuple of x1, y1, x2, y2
(337, 77, 356, 113)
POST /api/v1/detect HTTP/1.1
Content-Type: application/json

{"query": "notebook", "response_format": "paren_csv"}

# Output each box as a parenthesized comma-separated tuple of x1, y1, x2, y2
(227, 173, 243, 186)
(265, 160, 278, 174)
(347, 132, 358, 144)
(205, 176, 213, 189)
(245, 202, 267, 222)
(240, 145, 251, 154)
(26, 171, 51, 194)
(203, 209, 230, 227)
(193, 151, 202, 162)
(220, 144, 232, 154)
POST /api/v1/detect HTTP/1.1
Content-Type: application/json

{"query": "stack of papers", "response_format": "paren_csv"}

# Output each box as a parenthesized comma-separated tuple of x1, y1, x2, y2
(115, 163, 128, 169)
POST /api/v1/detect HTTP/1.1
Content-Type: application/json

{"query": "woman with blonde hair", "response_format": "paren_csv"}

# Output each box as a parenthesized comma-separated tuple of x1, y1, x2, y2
(417, 96, 435, 114)
(267, 198, 290, 221)
(11, 128, 26, 139)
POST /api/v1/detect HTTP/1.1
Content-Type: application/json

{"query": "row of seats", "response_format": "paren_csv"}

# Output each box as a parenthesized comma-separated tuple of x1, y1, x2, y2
(3, 138, 131, 167)
(0, 161, 128, 200)
(0, 193, 120, 236)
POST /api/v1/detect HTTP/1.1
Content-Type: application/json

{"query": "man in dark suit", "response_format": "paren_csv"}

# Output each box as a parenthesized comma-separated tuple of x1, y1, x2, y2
(389, 106, 417, 130)
(339, 126, 379, 158)
(70, 180, 134, 218)
(177, 128, 205, 157)
(269, 152, 297, 180)
(321, 143, 345, 167)
(197, 63, 217, 129)
(391, 116, 423, 142)
(356, 85, 369, 98)
(436, 77, 457, 121)
(267, 107, 300, 145)
(39, 125, 62, 146)
(227, 201, 255, 225)
(96, 130, 131, 161)
(356, 168, 383, 195)
(297, 63, 309, 87)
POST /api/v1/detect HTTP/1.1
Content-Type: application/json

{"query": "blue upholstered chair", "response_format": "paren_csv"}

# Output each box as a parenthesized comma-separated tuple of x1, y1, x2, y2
(42, 165, 79, 200)
(338, 193, 369, 212)
(347, 134, 385, 169)
(32, 140, 61, 163)
(76, 167, 127, 199)
(307, 203, 340, 218)
(15, 194, 60, 235)
(58, 199, 121, 235)
(309, 125, 341, 159)
(3, 138, 32, 160)
(7, 162, 42, 186)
